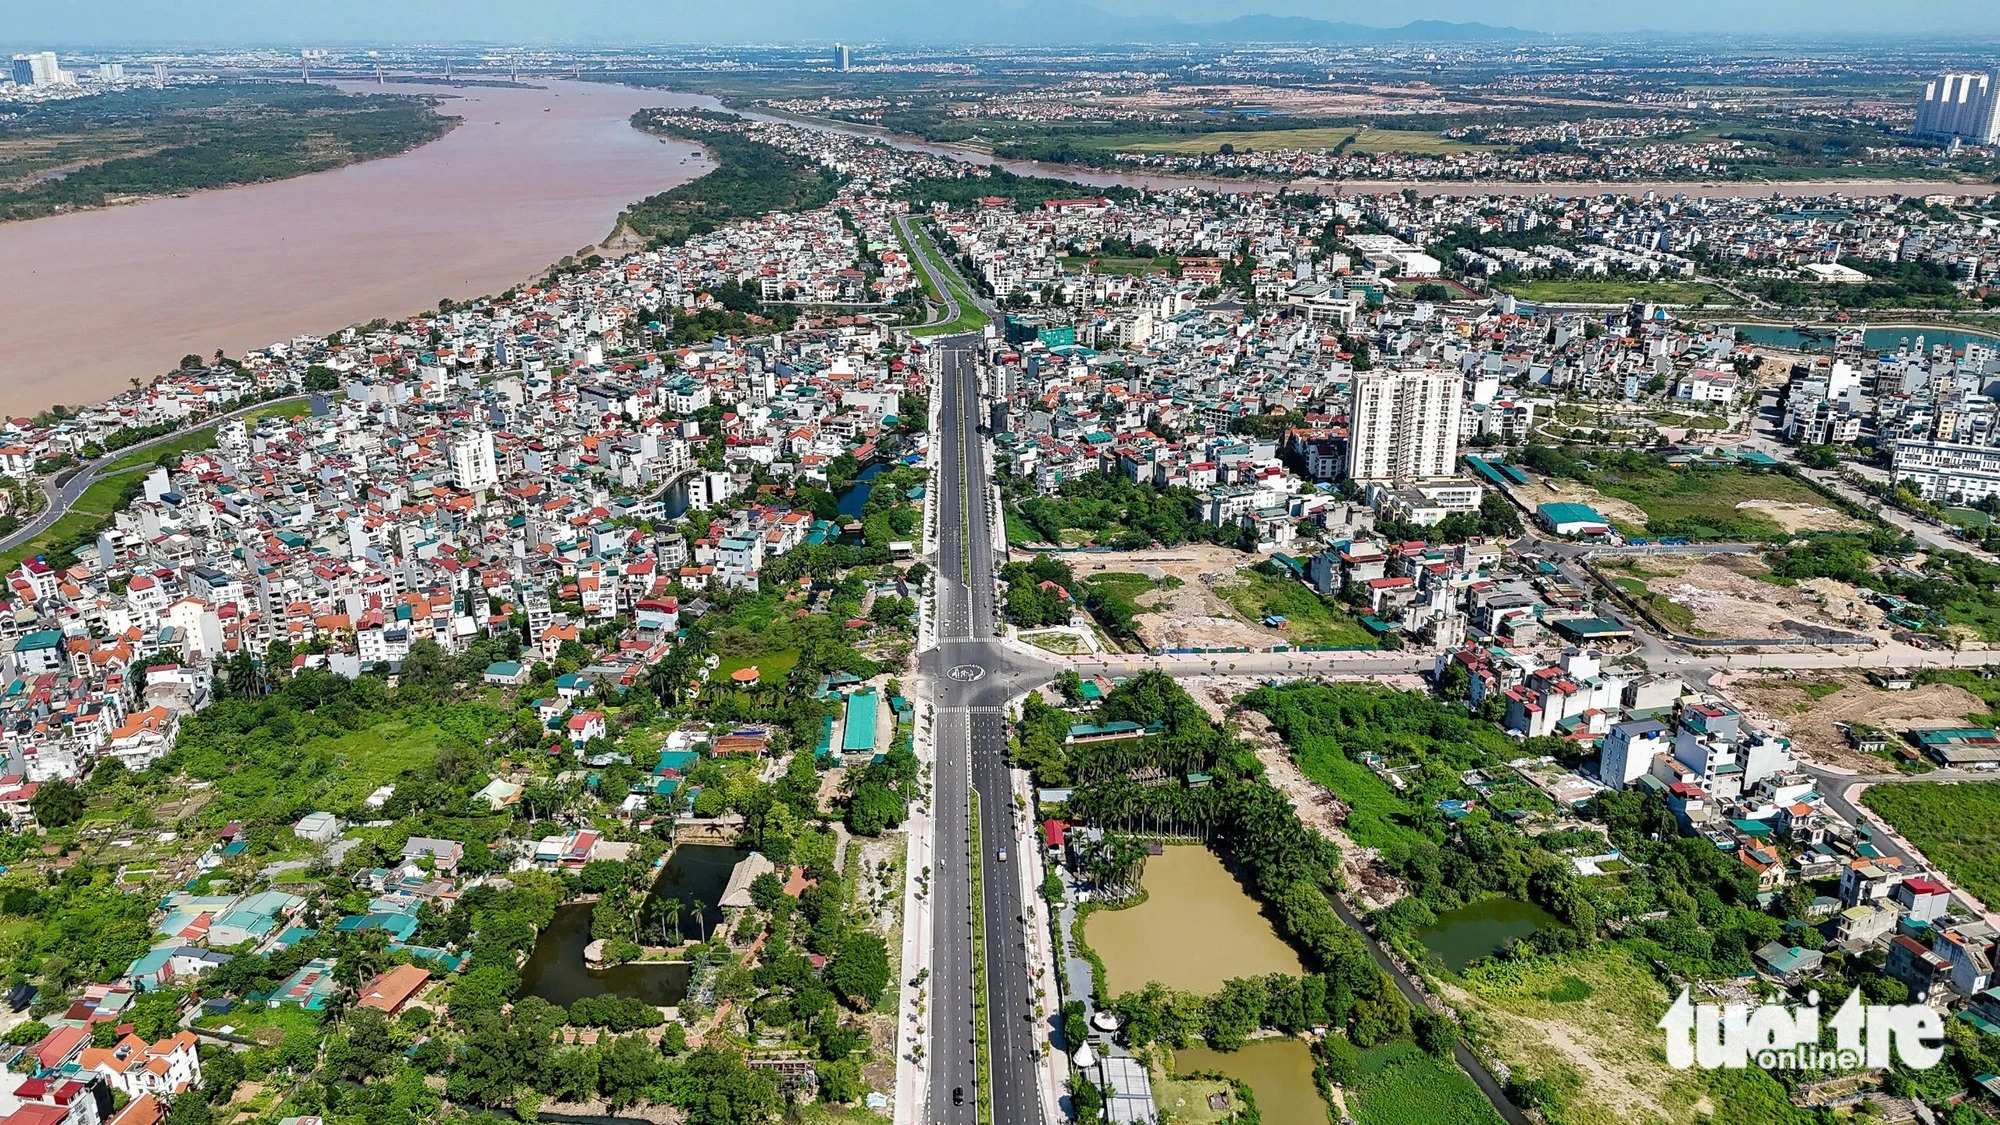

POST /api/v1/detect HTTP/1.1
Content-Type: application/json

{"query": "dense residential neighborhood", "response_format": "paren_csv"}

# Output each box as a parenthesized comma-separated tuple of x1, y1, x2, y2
(16, 42, 2000, 1125)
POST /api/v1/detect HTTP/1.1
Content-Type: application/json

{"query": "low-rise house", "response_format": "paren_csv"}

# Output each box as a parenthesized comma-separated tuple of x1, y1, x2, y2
(293, 812, 341, 845)
(123, 946, 231, 993)
(263, 958, 340, 1010)
(400, 837, 464, 874)
(566, 711, 607, 748)
(1753, 941, 1824, 985)
(76, 1032, 201, 1099)
(355, 965, 431, 1015)
(102, 707, 177, 772)
(1886, 934, 1952, 1004)
(1836, 903, 1899, 950)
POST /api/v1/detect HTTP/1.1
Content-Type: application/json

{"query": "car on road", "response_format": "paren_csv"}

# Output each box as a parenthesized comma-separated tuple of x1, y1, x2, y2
(953, 1087, 965, 1106)
(996, 847, 1008, 863)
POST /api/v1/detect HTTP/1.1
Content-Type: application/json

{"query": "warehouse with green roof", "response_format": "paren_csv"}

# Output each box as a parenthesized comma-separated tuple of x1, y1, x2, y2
(842, 689, 880, 756)
(1536, 502, 1613, 537)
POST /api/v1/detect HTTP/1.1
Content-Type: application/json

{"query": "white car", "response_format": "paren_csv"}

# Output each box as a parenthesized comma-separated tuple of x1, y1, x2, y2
(996, 848, 1008, 864)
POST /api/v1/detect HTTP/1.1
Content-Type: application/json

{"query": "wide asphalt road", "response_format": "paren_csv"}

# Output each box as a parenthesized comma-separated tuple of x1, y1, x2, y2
(923, 335, 1052, 1125)
(897, 214, 967, 332)
(0, 393, 308, 555)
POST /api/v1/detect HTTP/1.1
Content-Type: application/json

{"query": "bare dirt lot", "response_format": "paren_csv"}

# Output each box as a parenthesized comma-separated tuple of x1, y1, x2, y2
(1716, 670, 1988, 771)
(1733, 498, 1867, 533)
(1619, 553, 1884, 638)
(1029, 544, 1277, 651)
(1513, 477, 1650, 527)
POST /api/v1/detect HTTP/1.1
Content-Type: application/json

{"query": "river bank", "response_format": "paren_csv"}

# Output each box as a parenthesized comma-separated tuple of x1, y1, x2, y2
(0, 79, 711, 416)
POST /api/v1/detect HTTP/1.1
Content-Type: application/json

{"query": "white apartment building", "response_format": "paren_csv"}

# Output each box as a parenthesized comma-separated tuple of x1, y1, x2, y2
(1915, 72, 2000, 145)
(1600, 717, 1670, 789)
(10, 52, 67, 87)
(1892, 437, 2000, 501)
(449, 428, 499, 490)
(1346, 368, 1464, 482)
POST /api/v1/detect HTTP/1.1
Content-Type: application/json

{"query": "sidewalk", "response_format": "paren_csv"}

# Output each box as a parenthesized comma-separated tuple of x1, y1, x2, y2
(890, 722, 936, 1125)
(1012, 765, 1068, 1125)
(893, 373, 947, 1125)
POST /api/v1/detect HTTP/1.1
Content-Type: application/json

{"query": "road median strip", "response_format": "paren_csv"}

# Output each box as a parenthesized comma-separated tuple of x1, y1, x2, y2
(970, 789, 995, 1125)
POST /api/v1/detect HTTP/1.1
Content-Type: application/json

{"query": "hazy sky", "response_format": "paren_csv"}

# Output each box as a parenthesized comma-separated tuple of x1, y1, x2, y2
(8, 0, 2000, 44)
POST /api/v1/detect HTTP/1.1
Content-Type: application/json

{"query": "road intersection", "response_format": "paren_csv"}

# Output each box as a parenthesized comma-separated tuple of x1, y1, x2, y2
(920, 335, 1054, 1125)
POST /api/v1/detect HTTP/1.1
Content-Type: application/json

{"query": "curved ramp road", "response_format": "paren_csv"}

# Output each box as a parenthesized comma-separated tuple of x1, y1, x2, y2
(0, 394, 309, 556)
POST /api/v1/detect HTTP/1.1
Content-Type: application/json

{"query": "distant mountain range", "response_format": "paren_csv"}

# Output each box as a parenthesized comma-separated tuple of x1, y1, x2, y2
(844, 4, 1545, 45)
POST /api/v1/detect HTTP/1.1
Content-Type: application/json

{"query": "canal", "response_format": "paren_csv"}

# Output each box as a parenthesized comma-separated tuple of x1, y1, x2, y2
(1728, 322, 2000, 355)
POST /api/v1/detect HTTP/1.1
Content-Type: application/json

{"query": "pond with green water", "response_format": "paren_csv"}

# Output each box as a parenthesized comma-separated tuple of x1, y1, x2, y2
(1417, 897, 1557, 972)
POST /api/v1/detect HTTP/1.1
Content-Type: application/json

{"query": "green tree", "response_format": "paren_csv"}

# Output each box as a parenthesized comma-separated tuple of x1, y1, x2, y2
(596, 1033, 662, 1108)
(166, 1091, 213, 1125)
(662, 1046, 778, 1125)
(31, 779, 84, 828)
(826, 931, 891, 1009)
(200, 1047, 244, 1104)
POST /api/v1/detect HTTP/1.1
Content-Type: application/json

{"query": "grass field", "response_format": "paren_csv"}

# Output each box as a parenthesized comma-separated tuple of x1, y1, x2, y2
(1860, 782, 2000, 907)
(1347, 128, 1504, 155)
(102, 430, 218, 474)
(892, 219, 943, 306)
(1592, 465, 1833, 540)
(95, 397, 306, 476)
(195, 1000, 326, 1047)
(1501, 279, 1732, 306)
(1021, 630, 1086, 654)
(1214, 570, 1376, 648)
(904, 221, 989, 338)
(1350, 1041, 1504, 1125)
(0, 465, 153, 573)
(1292, 738, 1427, 854)
(713, 649, 801, 684)
(1645, 411, 1729, 431)
(1452, 944, 1708, 1125)
(1004, 510, 1041, 546)
(1111, 126, 1497, 156)
(312, 718, 463, 808)
(249, 398, 313, 423)
(1606, 572, 1700, 633)
(1148, 1060, 1233, 1125)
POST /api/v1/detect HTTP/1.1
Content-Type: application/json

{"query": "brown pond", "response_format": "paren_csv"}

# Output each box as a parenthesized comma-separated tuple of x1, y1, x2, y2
(1083, 844, 1305, 998)
(1175, 1040, 1329, 1125)
(0, 79, 709, 415)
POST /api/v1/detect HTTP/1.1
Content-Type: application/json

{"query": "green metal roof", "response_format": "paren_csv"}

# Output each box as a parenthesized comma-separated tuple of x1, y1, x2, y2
(842, 690, 879, 754)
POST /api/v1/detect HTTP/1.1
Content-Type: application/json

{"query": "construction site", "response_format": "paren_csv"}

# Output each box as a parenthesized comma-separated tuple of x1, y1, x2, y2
(1715, 670, 1988, 772)
(1598, 551, 1886, 641)
(1042, 545, 1303, 652)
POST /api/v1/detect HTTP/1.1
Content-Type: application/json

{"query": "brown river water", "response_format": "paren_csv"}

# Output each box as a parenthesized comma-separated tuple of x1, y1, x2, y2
(0, 80, 709, 416)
